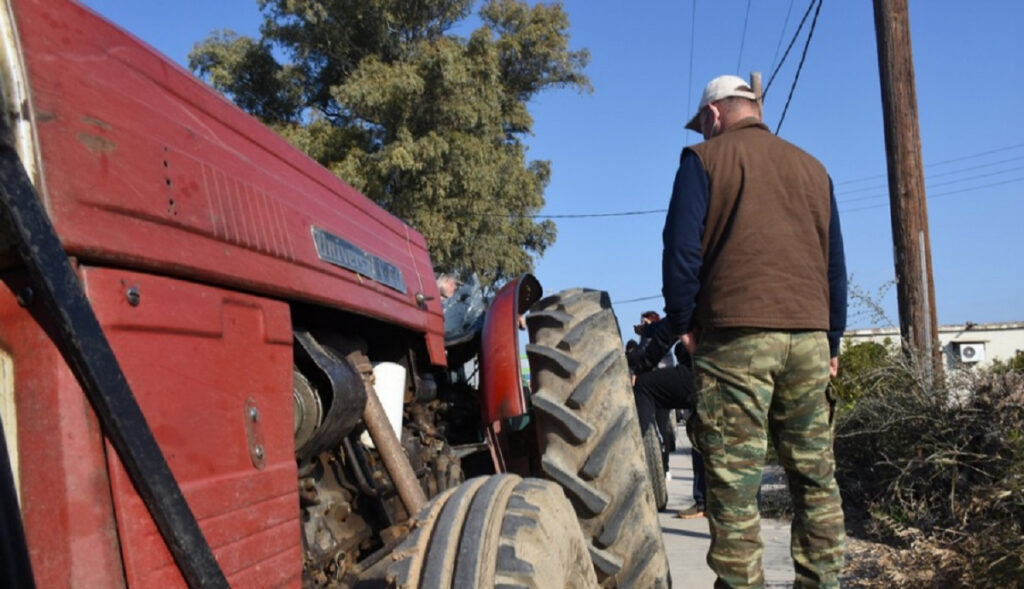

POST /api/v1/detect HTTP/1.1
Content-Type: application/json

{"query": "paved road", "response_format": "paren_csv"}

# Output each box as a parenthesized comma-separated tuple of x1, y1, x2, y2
(659, 425, 795, 587)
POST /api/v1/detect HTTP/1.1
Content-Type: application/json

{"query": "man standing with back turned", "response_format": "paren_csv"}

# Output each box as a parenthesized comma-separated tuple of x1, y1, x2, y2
(650, 74, 848, 587)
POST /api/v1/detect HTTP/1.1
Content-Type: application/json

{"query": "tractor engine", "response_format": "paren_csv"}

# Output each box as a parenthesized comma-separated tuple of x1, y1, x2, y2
(289, 327, 463, 583)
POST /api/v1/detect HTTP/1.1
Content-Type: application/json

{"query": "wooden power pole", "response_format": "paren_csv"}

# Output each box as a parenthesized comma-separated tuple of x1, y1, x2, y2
(872, 0, 942, 382)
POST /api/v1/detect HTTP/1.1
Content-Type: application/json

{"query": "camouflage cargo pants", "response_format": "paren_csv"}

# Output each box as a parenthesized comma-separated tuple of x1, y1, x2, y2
(690, 328, 845, 589)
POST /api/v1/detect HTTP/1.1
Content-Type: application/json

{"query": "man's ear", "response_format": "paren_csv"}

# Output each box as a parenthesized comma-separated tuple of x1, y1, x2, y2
(705, 102, 723, 137)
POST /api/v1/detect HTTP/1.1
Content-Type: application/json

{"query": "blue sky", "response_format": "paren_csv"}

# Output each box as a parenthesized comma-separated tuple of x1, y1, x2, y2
(80, 0, 1024, 344)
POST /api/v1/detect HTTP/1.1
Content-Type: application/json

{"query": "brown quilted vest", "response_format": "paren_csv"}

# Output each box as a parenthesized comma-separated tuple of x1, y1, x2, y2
(686, 118, 832, 331)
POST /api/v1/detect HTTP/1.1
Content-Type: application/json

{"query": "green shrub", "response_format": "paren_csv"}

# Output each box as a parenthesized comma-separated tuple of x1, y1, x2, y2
(833, 337, 913, 407)
(989, 350, 1024, 375)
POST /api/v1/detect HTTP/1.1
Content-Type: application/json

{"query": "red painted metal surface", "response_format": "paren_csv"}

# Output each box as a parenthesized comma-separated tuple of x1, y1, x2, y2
(0, 270, 126, 588)
(8, 0, 445, 366)
(479, 275, 542, 425)
(84, 266, 302, 587)
(479, 279, 528, 424)
(0, 266, 302, 587)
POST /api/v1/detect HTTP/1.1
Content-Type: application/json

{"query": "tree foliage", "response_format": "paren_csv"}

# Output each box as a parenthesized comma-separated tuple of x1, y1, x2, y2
(189, 0, 590, 285)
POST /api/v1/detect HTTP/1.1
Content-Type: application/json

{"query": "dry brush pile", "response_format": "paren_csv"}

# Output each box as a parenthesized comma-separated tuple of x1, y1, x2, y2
(832, 342, 1024, 587)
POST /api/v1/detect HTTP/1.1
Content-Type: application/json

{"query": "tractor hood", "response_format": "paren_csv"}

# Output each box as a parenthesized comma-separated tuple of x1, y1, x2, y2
(0, 0, 446, 365)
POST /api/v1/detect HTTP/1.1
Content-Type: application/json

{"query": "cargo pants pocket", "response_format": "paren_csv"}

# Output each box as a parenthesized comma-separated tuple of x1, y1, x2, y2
(690, 372, 724, 459)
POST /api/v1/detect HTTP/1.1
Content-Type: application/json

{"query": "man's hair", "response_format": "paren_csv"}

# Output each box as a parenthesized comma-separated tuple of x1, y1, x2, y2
(716, 96, 758, 110)
(641, 310, 660, 322)
(715, 96, 759, 116)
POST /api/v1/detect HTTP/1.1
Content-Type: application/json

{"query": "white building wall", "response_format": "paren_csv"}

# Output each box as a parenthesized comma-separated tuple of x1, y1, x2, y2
(842, 322, 1024, 370)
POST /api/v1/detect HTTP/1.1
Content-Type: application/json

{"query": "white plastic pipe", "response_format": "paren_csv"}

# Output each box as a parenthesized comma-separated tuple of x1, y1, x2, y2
(360, 362, 405, 448)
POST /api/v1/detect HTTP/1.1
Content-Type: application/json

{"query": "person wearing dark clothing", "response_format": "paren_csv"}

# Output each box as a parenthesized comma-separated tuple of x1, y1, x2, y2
(635, 310, 678, 469)
(643, 74, 848, 588)
(628, 319, 705, 515)
(630, 326, 694, 425)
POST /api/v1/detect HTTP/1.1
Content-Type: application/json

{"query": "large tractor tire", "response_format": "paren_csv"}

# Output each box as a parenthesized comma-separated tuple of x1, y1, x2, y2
(526, 289, 671, 588)
(642, 419, 669, 511)
(385, 474, 597, 588)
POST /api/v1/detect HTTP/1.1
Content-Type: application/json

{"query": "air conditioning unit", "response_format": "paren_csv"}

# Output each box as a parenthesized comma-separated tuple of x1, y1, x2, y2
(957, 342, 985, 364)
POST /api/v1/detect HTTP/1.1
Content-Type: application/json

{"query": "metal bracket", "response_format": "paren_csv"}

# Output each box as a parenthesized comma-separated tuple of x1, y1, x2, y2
(244, 398, 266, 470)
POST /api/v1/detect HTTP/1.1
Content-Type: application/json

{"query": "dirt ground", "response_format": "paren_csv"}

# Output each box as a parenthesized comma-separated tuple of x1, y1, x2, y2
(840, 533, 968, 588)
(759, 469, 966, 588)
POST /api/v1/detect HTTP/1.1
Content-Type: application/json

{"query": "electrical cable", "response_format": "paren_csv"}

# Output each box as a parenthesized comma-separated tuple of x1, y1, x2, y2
(471, 209, 666, 219)
(687, 0, 697, 119)
(775, 0, 823, 135)
(470, 144, 1024, 221)
(763, 0, 816, 98)
(841, 158, 1024, 201)
(736, 0, 752, 73)
(619, 173, 1024, 302)
(612, 295, 664, 305)
(526, 209, 666, 219)
(769, 0, 797, 78)
(836, 154, 1024, 203)
(834, 142, 1024, 185)
(840, 175, 1024, 214)
(839, 161, 1024, 205)
(919, 154, 1024, 180)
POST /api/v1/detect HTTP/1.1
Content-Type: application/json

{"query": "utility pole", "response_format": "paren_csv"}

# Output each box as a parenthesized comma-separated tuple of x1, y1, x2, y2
(872, 0, 941, 383)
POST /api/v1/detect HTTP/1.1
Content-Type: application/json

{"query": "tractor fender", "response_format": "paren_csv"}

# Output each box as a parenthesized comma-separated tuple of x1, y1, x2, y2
(479, 274, 542, 424)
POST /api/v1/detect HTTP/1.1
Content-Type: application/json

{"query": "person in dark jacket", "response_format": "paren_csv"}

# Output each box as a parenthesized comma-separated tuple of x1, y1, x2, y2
(641, 74, 848, 588)
(629, 313, 705, 516)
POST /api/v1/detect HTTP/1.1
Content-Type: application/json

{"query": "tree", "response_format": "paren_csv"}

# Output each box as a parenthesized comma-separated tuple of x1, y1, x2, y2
(189, 0, 590, 286)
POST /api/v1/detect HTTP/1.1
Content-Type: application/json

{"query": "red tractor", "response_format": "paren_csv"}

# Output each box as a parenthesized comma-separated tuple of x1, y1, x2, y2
(0, 1, 668, 587)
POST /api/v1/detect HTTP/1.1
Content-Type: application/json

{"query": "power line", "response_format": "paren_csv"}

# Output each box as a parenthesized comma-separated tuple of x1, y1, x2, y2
(925, 142, 1024, 168)
(923, 154, 1024, 180)
(763, 0, 817, 98)
(834, 142, 1024, 186)
(839, 161, 1024, 205)
(769, 0, 797, 78)
(837, 151, 1024, 195)
(496, 158, 1020, 220)
(519, 160, 1024, 219)
(523, 165, 1022, 220)
(481, 144, 1024, 221)
(529, 209, 666, 219)
(841, 175, 1024, 213)
(836, 155, 1024, 205)
(926, 163, 1024, 188)
(686, 0, 697, 119)
(918, 175, 1024, 199)
(736, 0, 752, 73)
(619, 175, 1024, 304)
(612, 295, 664, 305)
(775, 0, 823, 135)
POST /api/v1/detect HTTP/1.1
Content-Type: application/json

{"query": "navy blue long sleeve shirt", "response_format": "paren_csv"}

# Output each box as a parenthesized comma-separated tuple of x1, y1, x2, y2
(662, 149, 848, 356)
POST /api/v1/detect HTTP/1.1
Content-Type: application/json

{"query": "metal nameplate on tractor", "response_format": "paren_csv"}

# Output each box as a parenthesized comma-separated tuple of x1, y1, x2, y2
(311, 227, 406, 294)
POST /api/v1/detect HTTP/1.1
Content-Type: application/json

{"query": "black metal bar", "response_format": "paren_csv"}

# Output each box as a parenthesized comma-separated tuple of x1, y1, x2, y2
(0, 412, 35, 589)
(0, 145, 227, 588)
